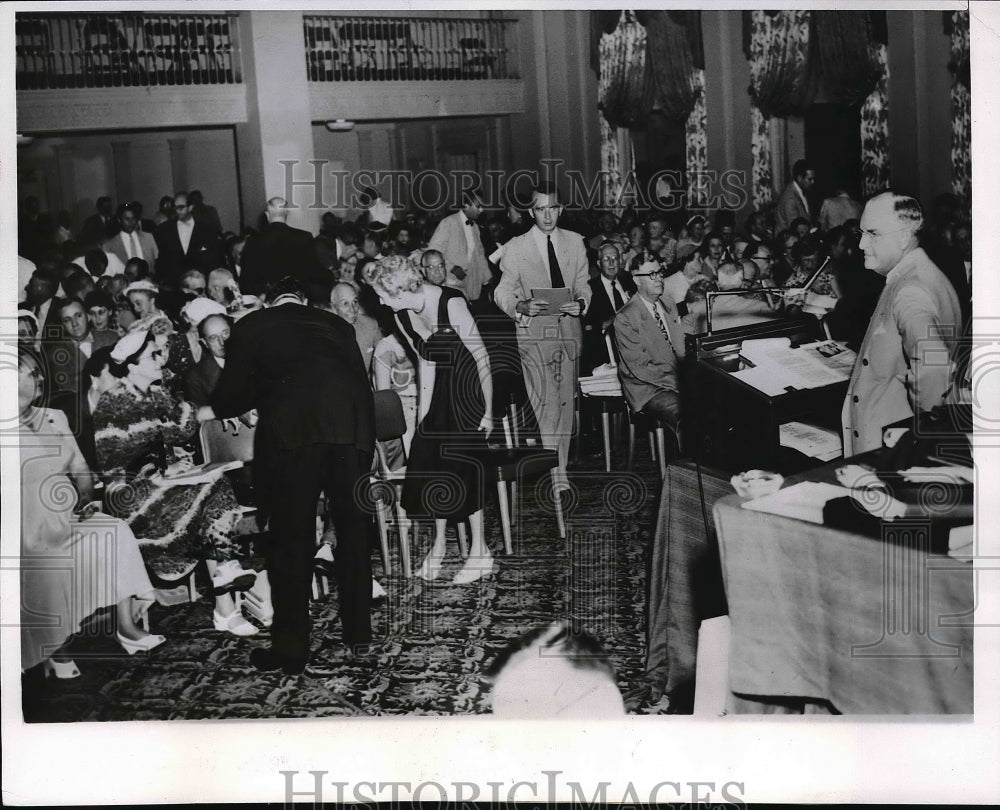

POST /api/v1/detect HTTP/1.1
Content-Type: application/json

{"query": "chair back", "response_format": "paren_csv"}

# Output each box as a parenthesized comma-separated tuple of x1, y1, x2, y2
(372, 389, 406, 442)
(199, 419, 256, 464)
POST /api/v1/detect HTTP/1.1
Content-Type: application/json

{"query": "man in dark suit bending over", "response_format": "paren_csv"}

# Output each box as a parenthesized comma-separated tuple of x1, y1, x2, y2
(211, 277, 376, 673)
(239, 197, 327, 301)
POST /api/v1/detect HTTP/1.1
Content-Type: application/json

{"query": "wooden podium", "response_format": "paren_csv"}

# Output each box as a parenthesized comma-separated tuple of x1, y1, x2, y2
(683, 316, 848, 475)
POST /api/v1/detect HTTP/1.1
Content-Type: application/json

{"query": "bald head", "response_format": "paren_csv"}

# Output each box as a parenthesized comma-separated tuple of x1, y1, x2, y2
(207, 268, 236, 304)
(266, 197, 291, 223)
(859, 191, 923, 275)
(716, 262, 744, 291)
(330, 281, 360, 324)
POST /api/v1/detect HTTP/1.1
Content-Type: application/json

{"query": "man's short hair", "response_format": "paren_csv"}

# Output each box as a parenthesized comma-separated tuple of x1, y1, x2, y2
(84, 289, 115, 312)
(181, 269, 206, 287)
(337, 221, 363, 247)
(716, 262, 744, 290)
(531, 181, 560, 203)
(62, 270, 94, 300)
(197, 312, 233, 340)
(55, 296, 85, 318)
(890, 193, 924, 229)
(84, 249, 109, 275)
(263, 275, 307, 303)
(420, 248, 444, 265)
(792, 159, 814, 179)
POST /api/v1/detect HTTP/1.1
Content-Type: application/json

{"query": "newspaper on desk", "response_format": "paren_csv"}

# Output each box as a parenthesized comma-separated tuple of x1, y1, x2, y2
(731, 337, 856, 394)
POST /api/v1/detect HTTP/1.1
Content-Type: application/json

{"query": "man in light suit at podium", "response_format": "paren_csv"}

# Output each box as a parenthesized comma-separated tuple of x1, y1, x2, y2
(495, 182, 591, 492)
(427, 191, 491, 302)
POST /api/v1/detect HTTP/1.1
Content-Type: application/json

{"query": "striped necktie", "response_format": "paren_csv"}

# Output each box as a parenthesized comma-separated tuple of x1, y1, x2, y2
(653, 306, 676, 354)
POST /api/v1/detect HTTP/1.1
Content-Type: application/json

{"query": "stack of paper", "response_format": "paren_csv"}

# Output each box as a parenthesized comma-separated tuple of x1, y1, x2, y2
(779, 421, 843, 461)
(734, 338, 856, 394)
(579, 363, 623, 397)
(741, 481, 852, 523)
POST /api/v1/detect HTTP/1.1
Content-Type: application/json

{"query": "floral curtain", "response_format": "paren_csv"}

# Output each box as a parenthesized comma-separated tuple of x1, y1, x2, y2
(860, 42, 890, 198)
(598, 12, 632, 212)
(749, 104, 773, 209)
(686, 68, 708, 209)
(949, 10, 971, 206)
(747, 10, 811, 119)
(811, 11, 883, 107)
(598, 11, 652, 130)
(642, 11, 701, 123)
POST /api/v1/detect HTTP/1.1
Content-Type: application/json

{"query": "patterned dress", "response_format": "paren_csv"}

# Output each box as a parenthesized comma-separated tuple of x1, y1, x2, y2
(93, 380, 243, 578)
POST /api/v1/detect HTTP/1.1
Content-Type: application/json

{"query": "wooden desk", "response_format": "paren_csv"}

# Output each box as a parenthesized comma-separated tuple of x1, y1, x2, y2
(714, 458, 973, 714)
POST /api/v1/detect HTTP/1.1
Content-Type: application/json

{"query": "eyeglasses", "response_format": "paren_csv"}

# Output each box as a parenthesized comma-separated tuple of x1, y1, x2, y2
(633, 270, 666, 279)
(204, 332, 229, 345)
(860, 226, 909, 240)
(751, 255, 773, 262)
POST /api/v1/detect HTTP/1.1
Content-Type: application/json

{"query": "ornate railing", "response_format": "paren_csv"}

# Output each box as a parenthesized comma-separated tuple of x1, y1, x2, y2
(303, 15, 518, 82)
(15, 12, 242, 89)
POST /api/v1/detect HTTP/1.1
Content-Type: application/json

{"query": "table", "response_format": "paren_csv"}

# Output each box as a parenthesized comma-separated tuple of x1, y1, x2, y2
(714, 457, 973, 714)
(645, 462, 731, 713)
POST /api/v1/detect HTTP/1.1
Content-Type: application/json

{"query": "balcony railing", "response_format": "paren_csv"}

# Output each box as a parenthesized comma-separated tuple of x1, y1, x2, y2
(15, 12, 242, 89)
(303, 15, 518, 82)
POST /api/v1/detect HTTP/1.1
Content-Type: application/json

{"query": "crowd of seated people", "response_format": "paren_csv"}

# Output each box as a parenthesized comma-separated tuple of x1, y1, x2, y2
(16, 168, 972, 685)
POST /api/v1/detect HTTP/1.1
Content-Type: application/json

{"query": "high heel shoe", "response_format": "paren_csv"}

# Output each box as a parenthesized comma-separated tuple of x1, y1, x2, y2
(116, 632, 166, 655)
(415, 550, 445, 581)
(452, 555, 495, 585)
(43, 658, 81, 679)
(242, 590, 274, 627)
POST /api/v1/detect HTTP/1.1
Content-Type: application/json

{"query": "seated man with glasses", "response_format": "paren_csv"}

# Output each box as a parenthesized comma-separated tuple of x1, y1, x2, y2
(612, 259, 685, 432)
(582, 242, 636, 374)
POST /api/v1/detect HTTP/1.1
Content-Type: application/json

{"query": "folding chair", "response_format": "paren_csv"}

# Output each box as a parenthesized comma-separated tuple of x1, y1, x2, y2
(372, 390, 413, 577)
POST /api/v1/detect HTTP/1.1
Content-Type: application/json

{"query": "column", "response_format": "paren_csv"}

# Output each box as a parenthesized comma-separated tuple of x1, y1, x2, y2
(702, 11, 754, 220)
(111, 140, 133, 205)
(235, 10, 321, 234)
(53, 144, 77, 216)
(167, 138, 188, 193)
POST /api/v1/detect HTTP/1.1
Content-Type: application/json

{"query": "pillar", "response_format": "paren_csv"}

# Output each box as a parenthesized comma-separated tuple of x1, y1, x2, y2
(110, 140, 133, 205)
(235, 10, 321, 234)
(167, 138, 188, 194)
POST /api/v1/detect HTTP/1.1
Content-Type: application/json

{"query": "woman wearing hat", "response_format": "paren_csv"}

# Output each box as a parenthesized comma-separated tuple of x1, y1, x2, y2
(92, 329, 264, 636)
(123, 279, 195, 394)
(19, 343, 165, 678)
(675, 214, 707, 257)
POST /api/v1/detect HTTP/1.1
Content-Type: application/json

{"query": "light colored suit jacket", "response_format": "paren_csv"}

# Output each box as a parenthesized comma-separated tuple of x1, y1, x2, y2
(102, 230, 159, 267)
(841, 247, 962, 456)
(613, 294, 686, 412)
(494, 225, 591, 347)
(775, 180, 810, 234)
(428, 211, 491, 301)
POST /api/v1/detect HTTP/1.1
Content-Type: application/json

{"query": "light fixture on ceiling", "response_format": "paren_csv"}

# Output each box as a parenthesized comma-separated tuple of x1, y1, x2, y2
(16, 133, 34, 146)
(325, 119, 356, 132)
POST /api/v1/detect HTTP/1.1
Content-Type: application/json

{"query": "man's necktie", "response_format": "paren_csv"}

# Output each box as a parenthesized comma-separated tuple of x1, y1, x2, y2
(466, 219, 475, 226)
(546, 235, 565, 288)
(612, 283, 625, 311)
(130, 231, 143, 260)
(653, 307, 676, 354)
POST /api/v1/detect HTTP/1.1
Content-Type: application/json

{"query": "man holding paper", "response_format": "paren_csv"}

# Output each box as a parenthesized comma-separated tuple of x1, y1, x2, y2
(842, 192, 962, 456)
(495, 182, 591, 492)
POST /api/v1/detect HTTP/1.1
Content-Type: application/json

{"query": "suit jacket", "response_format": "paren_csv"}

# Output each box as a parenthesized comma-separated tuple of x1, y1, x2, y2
(184, 351, 223, 406)
(774, 181, 811, 234)
(427, 212, 491, 302)
(154, 219, 224, 285)
(102, 230, 159, 267)
(582, 274, 635, 373)
(78, 213, 116, 247)
(612, 294, 686, 412)
(42, 330, 119, 394)
(239, 221, 326, 300)
(841, 248, 962, 456)
(494, 225, 591, 349)
(48, 387, 98, 471)
(211, 302, 375, 459)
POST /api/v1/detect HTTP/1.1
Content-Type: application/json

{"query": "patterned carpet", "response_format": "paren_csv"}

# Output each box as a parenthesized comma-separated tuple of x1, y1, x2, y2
(22, 431, 668, 721)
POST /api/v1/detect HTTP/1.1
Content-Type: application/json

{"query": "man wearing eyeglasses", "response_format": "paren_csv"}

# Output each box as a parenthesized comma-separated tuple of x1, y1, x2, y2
(495, 182, 591, 493)
(842, 192, 962, 456)
(612, 259, 685, 432)
(581, 242, 636, 374)
(154, 191, 223, 288)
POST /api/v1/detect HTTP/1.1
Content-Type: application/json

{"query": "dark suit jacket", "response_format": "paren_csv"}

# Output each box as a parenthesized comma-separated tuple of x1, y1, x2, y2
(211, 303, 375, 465)
(78, 213, 116, 247)
(49, 388, 98, 471)
(582, 274, 636, 373)
(184, 351, 223, 406)
(239, 221, 327, 300)
(154, 219, 224, 285)
(42, 330, 119, 394)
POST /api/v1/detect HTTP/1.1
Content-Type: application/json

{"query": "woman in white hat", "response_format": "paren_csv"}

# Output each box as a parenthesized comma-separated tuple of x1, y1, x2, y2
(123, 279, 196, 391)
(92, 329, 266, 636)
(19, 343, 165, 679)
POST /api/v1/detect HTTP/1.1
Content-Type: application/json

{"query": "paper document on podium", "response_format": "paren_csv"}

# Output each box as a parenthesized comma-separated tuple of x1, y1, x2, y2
(779, 421, 843, 461)
(736, 338, 855, 392)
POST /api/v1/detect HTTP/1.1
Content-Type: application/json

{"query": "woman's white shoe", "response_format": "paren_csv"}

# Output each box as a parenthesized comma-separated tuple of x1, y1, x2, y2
(415, 550, 445, 581)
(452, 555, 495, 585)
(213, 607, 259, 636)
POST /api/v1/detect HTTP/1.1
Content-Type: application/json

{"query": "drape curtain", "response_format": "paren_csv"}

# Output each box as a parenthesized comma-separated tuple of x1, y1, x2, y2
(598, 11, 651, 130)
(948, 10, 971, 205)
(860, 43, 890, 197)
(686, 69, 708, 209)
(598, 12, 641, 211)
